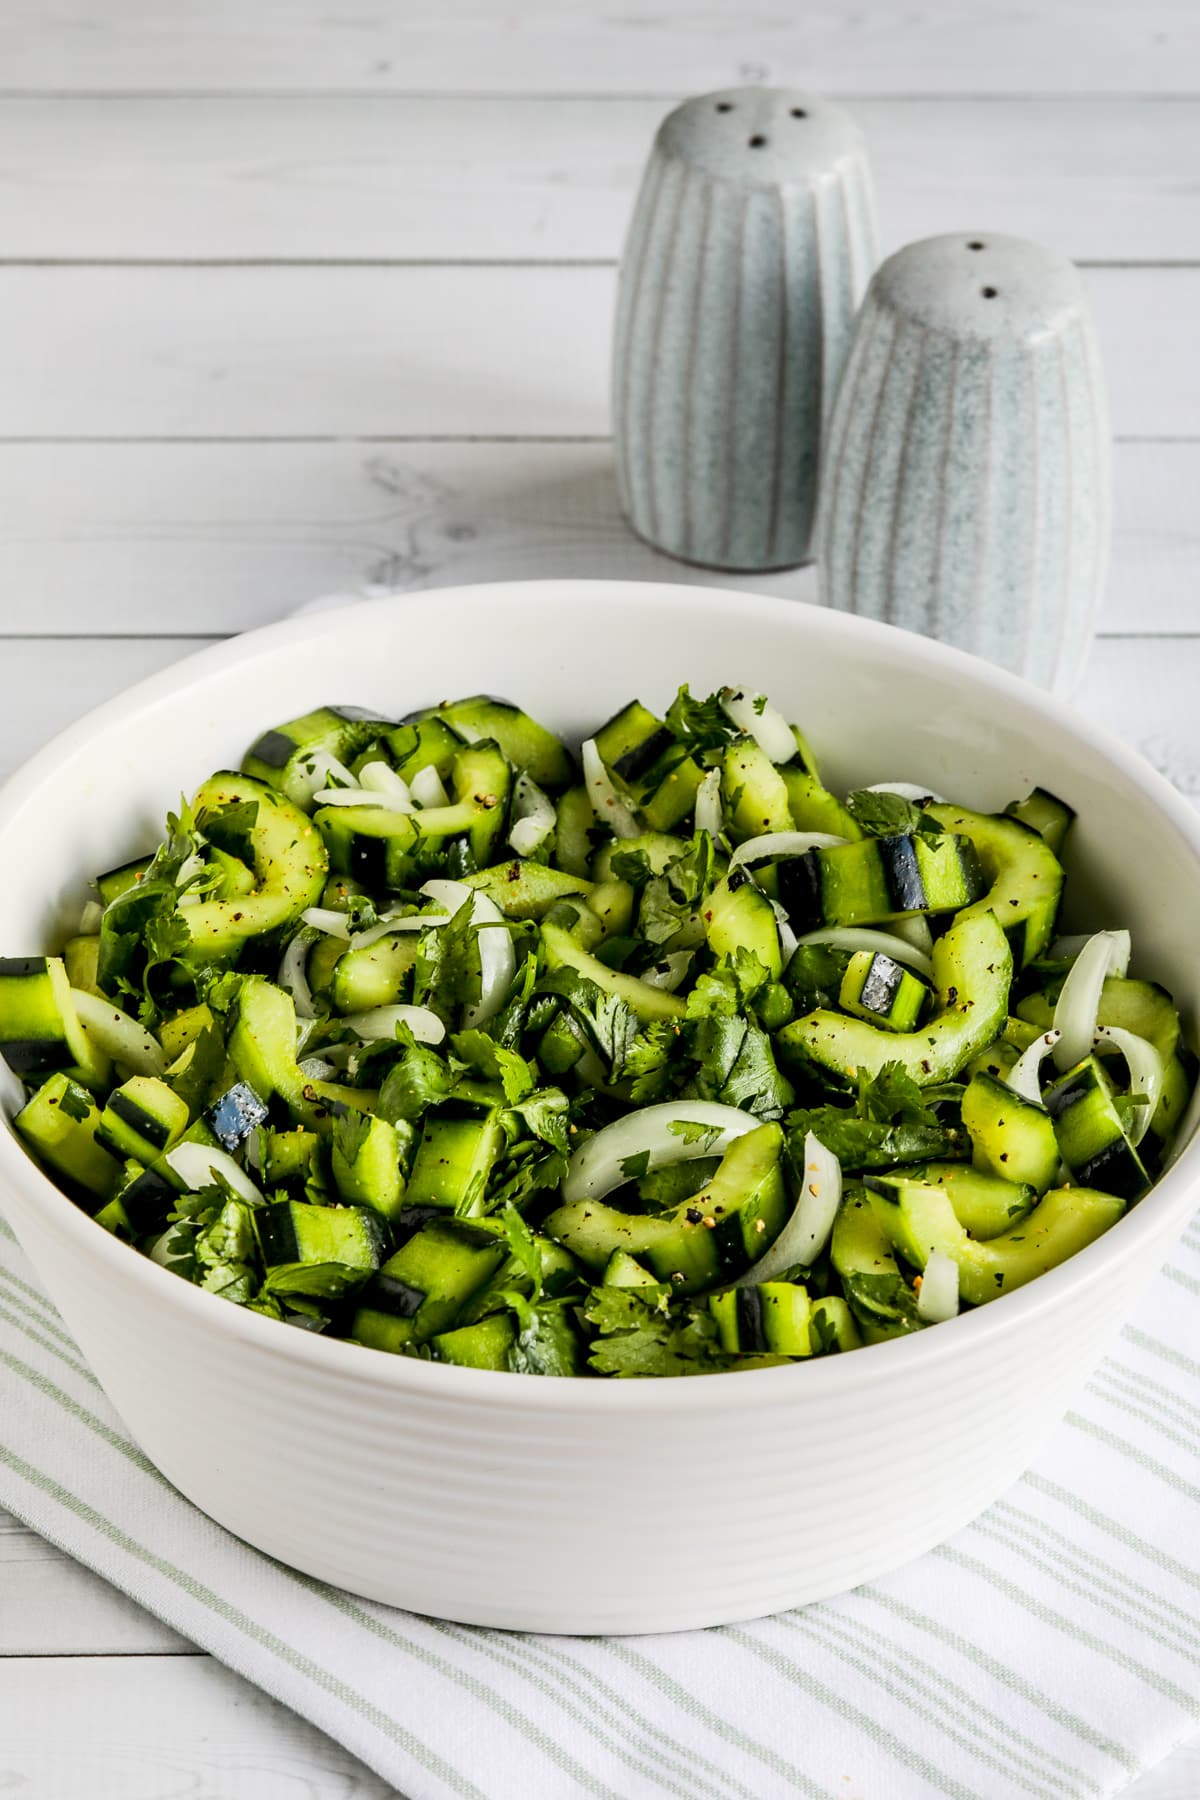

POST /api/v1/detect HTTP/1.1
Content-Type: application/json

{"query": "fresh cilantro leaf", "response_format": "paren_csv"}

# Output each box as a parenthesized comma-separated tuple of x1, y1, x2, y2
(637, 834, 714, 947)
(845, 789, 943, 841)
(856, 1062, 942, 1127)
(506, 1086, 571, 1157)
(619, 1149, 652, 1181)
(56, 1083, 93, 1123)
(636, 1157, 719, 1211)
(537, 968, 639, 1079)
(413, 901, 480, 1024)
(451, 1028, 535, 1104)
(667, 1118, 723, 1148)
(841, 1270, 923, 1336)
(584, 1284, 731, 1378)
(782, 943, 850, 1013)
(664, 684, 738, 764)
(786, 1110, 953, 1171)
(377, 1026, 455, 1124)
(622, 1019, 683, 1104)
(261, 1261, 368, 1300)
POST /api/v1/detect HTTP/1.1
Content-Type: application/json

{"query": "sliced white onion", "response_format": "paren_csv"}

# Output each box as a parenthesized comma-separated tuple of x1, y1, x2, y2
(78, 899, 103, 936)
(729, 830, 848, 871)
(163, 1140, 263, 1204)
(1093, 1024, 1163, 1147)
(694, 767, 724, 838)
(888, 913, 935, 959)
(297, 1055, 337, 1081)
(563, 1101, 760, 1205)
(581, 738, 640, 839)
(1007, 1030, 1062, 1103)
(864, 780, 948, 805)
(916, 1250, 960, 1323)
(70, 987, 165, 1076)
(638, 950, 694, 992)
(419, 878, 515, 1025)
(767, 896, 799, 967)
(358, 760, 414, 811)
(291, 748, 357, 806)
(342, 1003, 446, 1045)
(278, 926, 319, 1019)
(347, 908, 449, 953)
(719, 687, 798, 766)
(795, 926, 935, 982)
(410, 764, 451, 809)
(508, 771, 556, 859)
(300, 906, 353, 940)
(312, 786, 388, 808)
(738, 1131, 841, 1283)
(1052, 931, 1132, 1072)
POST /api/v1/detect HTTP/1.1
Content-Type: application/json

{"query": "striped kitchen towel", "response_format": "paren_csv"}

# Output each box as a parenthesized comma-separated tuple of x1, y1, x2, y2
(0, 1206, 1197, 1800)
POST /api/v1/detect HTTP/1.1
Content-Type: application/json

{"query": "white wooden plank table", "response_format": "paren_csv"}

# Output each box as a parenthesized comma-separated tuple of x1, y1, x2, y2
(0, 4, 1197, 1793)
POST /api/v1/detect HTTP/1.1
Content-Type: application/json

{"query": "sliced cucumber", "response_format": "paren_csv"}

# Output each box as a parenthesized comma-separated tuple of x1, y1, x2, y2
(926, 802, 1064, 967)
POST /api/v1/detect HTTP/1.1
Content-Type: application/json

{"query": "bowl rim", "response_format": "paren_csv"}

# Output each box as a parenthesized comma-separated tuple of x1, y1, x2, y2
(2, 576, 1198, 1413)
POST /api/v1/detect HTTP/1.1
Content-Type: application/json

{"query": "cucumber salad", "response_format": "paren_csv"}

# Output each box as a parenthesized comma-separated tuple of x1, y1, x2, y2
(1, 688, 1192, 1376)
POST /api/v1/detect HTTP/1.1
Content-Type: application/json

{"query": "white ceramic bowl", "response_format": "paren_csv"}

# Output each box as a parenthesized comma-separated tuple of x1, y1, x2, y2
(2, 581, 1198, 1635)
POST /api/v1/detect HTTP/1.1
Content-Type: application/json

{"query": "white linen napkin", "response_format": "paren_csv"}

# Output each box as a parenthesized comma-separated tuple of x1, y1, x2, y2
(1, 1204, 1198, 1800)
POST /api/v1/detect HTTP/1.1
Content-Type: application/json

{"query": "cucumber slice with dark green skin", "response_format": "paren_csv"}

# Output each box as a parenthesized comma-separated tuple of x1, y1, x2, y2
(433, 1312, 517, 1369)
(776, 832, 983, 932)
(259, 1127, 321, 1188)
(779, 768, 862, 839)
(866, 1161, 1036, 1240)
(830, 1191, 923, 1342)
(1004, 787, 1076, 855)
(415, 697, 575, 793)
(386, 715, 464, 784)
(350, 1219, 508, 1350)
(254, 1199, 388, 1293)
(703, 871, 782, 978)
(839, 950, 931, 1033)
(710, 1282, 812, 1355)
(779, 910, 1012, 1086)
(541, 920, 686, 1023)
(113, 1160, 176, 1236)
(14, 1073, 122, 1210)
(592, 833, 690, 884)
(1044, 1055, 1150, 1200)
(404, 1107, 505, 1215)
(449, 741, 512, 867)
(961, 1071, 1060, 1194)
(331, 1113, 406, 1221)
(1019, 976, 1192, 1150)
(317, 747, 509, 889)
(0, 954, 108, 1088)
(721, 740, 792, 840)
(184, 773, 328, 963)
(926, 802, 1064, 966)
(96, 1074, 190, 1165)
(867, 1181, 1125, 1307)
(158, 1003, 215, 1065)
(242, 705, 392, 805)
(543, 1122, 787, 1294)
(462, 858, 593, 919)
(593, 700, 703, 832)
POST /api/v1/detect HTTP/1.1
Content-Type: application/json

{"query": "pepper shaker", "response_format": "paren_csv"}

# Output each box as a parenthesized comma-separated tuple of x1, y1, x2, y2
(817, 232, 1111, 691)
(613, 88, 878, 572)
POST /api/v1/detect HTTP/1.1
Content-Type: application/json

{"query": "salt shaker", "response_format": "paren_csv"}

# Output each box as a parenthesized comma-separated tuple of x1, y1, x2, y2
(613, 88, 877, 572)
(816, 232, 1111, 691)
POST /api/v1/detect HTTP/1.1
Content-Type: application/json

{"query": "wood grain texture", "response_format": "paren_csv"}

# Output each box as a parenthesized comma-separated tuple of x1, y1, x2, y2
(0, 439, 1195, 638)
(0, 1509, 187, 1654)
(0, 96, 1195, 262)
(2, 0, 1197, 96)
(0, 1655, 398, 1798)
(0, 265, 1194, 439)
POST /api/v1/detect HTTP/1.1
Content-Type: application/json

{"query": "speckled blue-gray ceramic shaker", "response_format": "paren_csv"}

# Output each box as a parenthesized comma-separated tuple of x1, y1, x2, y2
(613, 89, 877, 571)
(817, 232, 1110, 692)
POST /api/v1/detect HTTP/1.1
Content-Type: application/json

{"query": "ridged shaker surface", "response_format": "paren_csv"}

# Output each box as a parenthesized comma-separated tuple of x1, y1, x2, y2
(613, 89, 877, 572)
(817, 232, 1111, 692)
